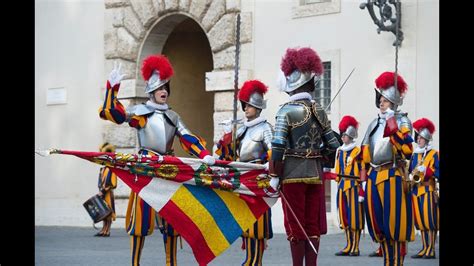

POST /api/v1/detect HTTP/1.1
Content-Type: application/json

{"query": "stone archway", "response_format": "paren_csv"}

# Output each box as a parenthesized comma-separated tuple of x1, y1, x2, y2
(103, 0, 254, 150)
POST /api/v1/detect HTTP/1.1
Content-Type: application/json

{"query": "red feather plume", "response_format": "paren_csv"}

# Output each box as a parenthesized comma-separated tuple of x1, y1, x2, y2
(238, 80, 268, 102)
(280, 47, 323, 77)
(141, 54, 174, 81)
(375, 71, 408, 95)
(413, 118, 435, 134)
(338, 115, 359, 133)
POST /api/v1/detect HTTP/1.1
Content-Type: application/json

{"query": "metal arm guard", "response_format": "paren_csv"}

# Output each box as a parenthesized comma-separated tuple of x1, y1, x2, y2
(321, 129, 342, 168)
(312, 101, 341, 168)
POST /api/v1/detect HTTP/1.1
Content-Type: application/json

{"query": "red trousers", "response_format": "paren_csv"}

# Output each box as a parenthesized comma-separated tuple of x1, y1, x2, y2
(281, 183, 325, 241)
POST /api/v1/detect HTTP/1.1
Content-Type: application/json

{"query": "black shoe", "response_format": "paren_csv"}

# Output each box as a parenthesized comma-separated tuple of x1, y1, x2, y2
(423, 254, 436, 259)
(335, 251, 350, 256)
(94, 232, 104, 237)
(368, 251, 382, 257)
(411, 254, 424, 259)
(349, 251, 360, 256)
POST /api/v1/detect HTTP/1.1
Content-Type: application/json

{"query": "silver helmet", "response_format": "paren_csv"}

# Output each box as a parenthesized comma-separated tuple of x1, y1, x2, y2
(241, 92, 267, 111)
(145, 70, 170, 94)
(284, 70, 320, 93)
(413, 118, 435, 143)
(374, 72, 408, 110)
(280, 47, 323, 93)
(343, 125, 358, 139)
(238, 80, 269, 111)
(375, 86, 403, 110)
(418, 127, 432, 141)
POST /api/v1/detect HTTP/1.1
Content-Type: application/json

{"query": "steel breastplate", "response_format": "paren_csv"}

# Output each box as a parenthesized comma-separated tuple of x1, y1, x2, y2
(237, 122, 271, 162)
(137, 111, 175, 154)
(363, 113, 412, 167)
(368, 118, 394, 166)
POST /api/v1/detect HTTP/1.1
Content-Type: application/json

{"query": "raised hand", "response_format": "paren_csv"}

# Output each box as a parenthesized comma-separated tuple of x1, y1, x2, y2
(108, 61, 126, 87)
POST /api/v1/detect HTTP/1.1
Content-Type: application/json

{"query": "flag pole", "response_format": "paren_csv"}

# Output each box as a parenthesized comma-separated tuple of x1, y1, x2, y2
(231, 13, 241, 161)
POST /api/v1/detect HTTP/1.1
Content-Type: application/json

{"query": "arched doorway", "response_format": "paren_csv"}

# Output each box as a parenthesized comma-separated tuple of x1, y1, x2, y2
(163, 18, 214, 156)
(139, 15, 214, 157)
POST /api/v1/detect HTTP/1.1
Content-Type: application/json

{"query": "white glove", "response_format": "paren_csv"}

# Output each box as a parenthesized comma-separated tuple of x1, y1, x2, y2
(358, 196, 365, 203)
(264, 162, 269, 171)
(220, 119, 232, 134)
(269, 177, 280, 190)
(416, 165, 426, 174)
(202, 155, 216, 165)
(108, 61, 126, 87)
(384, 107, 395, 119)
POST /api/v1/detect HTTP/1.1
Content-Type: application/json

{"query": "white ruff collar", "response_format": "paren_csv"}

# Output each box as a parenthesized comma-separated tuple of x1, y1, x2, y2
(244, 116, 266, 127)
(146, 100, 169, 111)
(288, 92, 313, 102)
(339, 141, 357, 152)
(414, 144, 432, 154)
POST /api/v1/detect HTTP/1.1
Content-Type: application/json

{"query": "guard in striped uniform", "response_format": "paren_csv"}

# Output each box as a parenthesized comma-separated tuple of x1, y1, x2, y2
(215, 80, 274, 266)
(95, 142, 118, 237)
(360, 72, 415, 266)
(333, 116, 365, 256)
(99, 55, 215, 266)
(409, 118, 439, 259)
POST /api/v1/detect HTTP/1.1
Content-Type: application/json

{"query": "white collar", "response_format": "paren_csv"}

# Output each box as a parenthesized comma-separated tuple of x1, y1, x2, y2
(244, 116, 266, 127)
(146, 100, 169, 111)
(339, 141, 357, 152)
(288, 92, 313, 102)
(414, 144, 433, 154)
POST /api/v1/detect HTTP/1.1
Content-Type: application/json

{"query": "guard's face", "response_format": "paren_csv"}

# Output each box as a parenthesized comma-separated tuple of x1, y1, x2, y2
(417, 135, 427, 148)
(341, 134, 352, 145)
(379, 96, 393, 112)
(153, 86, 168, 104)
(244, 103, 258, 121)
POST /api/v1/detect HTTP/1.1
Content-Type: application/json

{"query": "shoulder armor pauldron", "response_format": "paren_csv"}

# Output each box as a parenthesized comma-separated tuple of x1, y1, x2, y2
(279, 101, 311, 128)
(311, 101, 330, 130)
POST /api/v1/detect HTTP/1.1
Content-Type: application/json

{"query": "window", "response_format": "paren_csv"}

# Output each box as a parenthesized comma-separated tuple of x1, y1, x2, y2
(302, 0, 330, 4)
(313, 61, 331, 111)
(292, 0, 340, 18)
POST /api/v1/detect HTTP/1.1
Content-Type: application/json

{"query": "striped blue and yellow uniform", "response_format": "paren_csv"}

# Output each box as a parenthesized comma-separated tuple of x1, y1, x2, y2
(98, 167, 117, 220)
(335, 146, 364, 254)
(215, 131, 273, 266)
(362, 124, 415, 265)
(409, 148, 439, 257)
(100, 81, 210, 266)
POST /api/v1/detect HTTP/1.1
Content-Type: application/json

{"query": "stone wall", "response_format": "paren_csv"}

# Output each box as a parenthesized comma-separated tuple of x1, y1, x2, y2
(103, 0, 254, 205)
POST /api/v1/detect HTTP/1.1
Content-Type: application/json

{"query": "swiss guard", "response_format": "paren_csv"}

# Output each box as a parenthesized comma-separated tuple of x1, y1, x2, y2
(215, 79, 274, 266)
(409, 118, 440, 259)
(95, 142, 118, 237)
(360, 71, 415, 265)
(268, 47, 340, 266)
(98, 55, 215, 266)
(333, 116, 365, 257)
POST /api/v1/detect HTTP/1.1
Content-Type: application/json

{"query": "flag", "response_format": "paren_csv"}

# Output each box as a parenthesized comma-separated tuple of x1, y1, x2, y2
(46, 149, 278, 265)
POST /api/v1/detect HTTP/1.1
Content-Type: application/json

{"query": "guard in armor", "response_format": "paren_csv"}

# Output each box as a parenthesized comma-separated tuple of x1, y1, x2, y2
(409, 118, 439, 259)
(215, 80, 274, 266)
(268, 47, 340, 266)
(333, 116, 365, 257)
(95, 142, 118, 237)
(360, 71, 415, 266)
(98, 55, 215, 266)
